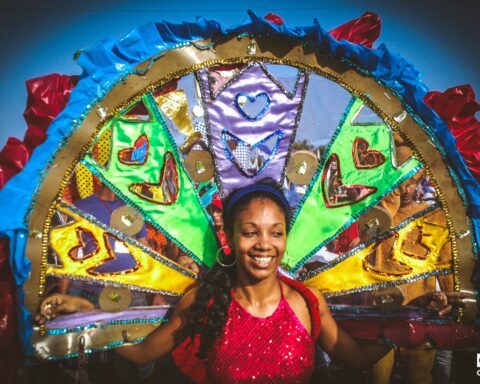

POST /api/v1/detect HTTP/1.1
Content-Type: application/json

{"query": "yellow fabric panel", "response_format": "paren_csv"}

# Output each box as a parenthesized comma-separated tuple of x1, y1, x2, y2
(73, 129, 112, 199)
(48, 205, 196, 295)
(95, 128, 112, 167)
(306, 210, 451, 294)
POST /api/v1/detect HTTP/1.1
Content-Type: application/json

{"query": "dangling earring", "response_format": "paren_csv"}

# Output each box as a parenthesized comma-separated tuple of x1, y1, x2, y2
(216, 246, 236, 268)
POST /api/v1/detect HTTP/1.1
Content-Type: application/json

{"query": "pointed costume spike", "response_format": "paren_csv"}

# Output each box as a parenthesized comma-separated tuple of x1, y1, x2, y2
(286, 97, 421, 270)
(197, 62, 308, 196)
(82, 94, 218, 266)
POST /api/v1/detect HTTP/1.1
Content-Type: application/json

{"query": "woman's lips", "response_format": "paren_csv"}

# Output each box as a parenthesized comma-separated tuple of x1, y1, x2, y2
(249, 255, 275, 268)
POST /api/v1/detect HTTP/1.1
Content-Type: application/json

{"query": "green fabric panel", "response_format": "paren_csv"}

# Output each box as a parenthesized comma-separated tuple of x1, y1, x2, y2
(82, 94, 217, 266)
(285, 97, 422, 270)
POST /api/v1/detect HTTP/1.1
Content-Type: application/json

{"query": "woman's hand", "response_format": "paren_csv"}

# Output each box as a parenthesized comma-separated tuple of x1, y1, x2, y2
(423, 291, 475, 316)
(35, 293, 95, 324)
(409, 290, 475, 316)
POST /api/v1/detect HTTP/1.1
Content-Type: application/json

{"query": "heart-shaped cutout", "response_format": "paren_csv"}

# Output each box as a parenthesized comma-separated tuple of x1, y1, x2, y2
(322, 154, 376, 208)
(118, 134, 149, 165)
(235, 92, 270, 121)
(90, 234, 139, 275)
(401, 226, 431, 260)
(363, 242, 413, 276)
(352, 138, 385, 169)
(222, 129, 283, 177)
(128, 151, 179, 204)
(68, 227, 98, 261)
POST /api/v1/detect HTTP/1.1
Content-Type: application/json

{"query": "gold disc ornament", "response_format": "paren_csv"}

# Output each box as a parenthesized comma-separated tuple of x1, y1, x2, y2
(99, 286, 132, 312)
(110, 205, 145, 237)
(373, 286, 405, 312)
(286, 151, 318, 185)
(184, 150, 214, 182)
(357, 206, 393, 241)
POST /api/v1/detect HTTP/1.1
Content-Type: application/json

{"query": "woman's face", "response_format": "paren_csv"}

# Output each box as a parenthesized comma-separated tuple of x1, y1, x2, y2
(210, 206, 224, 228)
(229, 197, 287, 282)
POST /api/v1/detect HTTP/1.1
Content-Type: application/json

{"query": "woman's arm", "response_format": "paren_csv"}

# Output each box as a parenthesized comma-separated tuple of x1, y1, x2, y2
(313, 289, 391, 369)
(115, 289, 196, 365)
(35, 293, 95, 324)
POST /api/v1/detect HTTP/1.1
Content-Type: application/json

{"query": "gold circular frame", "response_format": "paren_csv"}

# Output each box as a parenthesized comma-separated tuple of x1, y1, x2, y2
(26, 35, 475, 357)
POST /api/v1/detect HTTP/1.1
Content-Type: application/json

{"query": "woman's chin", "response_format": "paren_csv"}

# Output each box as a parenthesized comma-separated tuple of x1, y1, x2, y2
(240, 262, 278, 281)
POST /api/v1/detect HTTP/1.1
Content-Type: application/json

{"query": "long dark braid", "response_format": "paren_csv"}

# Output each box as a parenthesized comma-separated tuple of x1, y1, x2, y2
(179, 263, 235, 358)
(180, 181, 290, 358)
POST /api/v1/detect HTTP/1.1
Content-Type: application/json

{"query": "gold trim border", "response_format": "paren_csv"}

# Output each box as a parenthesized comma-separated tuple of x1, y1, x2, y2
(31, 320, 161, 360)
(26, 35, 475, 336)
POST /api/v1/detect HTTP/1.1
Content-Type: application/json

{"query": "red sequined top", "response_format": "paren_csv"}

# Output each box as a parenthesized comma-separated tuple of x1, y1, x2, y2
(206, 284, 316, 383)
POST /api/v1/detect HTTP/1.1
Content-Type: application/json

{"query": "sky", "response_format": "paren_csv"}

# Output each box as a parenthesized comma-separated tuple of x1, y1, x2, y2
(0, 0, 478, 148)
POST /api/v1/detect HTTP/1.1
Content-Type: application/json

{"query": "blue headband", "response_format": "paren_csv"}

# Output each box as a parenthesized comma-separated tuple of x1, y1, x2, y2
(224, 184, 290, 219)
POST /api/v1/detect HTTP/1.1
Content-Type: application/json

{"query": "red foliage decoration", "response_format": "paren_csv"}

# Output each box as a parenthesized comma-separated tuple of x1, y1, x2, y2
(0, 73, 78, 383)
(0, 238, 21, 384)
(264, 12, 284, 26)
(425, 85, 480, 182)
(329, 11, 381, 48)
(0, 74, 79, 189)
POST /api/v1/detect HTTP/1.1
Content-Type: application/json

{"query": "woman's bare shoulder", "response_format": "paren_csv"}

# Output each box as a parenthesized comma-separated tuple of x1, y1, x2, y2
(282, 282, 310, 311)
(284, 282, 329, 315)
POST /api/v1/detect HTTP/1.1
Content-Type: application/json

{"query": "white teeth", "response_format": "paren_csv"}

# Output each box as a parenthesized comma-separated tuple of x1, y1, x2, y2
(252, 256, 273, 265)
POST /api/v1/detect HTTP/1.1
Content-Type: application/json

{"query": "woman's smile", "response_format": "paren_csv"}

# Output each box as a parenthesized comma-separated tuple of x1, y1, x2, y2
(249, 254, 276, 268)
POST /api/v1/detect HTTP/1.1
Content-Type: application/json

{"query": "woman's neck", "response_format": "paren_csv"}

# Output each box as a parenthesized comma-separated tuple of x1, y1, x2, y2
(234, 273, 280, 306)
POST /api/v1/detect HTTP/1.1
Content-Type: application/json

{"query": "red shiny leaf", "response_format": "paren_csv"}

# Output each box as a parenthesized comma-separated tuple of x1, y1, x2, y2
(0, 238, 21, 384)
(425, 85, 480, 181)
(329, 11, 381, 48)
(264, 12, 284, 26)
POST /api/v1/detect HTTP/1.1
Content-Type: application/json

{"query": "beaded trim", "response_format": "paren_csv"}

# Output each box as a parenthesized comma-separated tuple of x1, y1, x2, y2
(323, 268, 452, 298)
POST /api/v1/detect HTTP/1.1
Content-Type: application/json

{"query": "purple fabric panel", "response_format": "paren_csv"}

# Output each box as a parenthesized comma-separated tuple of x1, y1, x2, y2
(201, 64, 306, 196)
(45, 306, 170, 330)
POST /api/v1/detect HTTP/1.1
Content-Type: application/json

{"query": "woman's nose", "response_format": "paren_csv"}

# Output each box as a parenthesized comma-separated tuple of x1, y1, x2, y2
(255, 233, 273, 250)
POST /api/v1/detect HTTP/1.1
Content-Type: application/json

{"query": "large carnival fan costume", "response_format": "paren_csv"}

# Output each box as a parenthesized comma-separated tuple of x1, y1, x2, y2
(0, 11, 479, 378)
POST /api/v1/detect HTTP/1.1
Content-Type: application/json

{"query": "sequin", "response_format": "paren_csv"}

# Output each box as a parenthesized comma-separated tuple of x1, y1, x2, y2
(206, 288, 315, 383)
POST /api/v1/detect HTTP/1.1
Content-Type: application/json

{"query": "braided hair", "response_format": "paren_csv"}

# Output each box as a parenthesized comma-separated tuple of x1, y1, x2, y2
(180, 181, 290, 358)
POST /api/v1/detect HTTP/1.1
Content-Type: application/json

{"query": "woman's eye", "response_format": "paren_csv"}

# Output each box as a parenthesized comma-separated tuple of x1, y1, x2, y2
(272, 232, 284, 237)
(243, 231, 256, 237)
